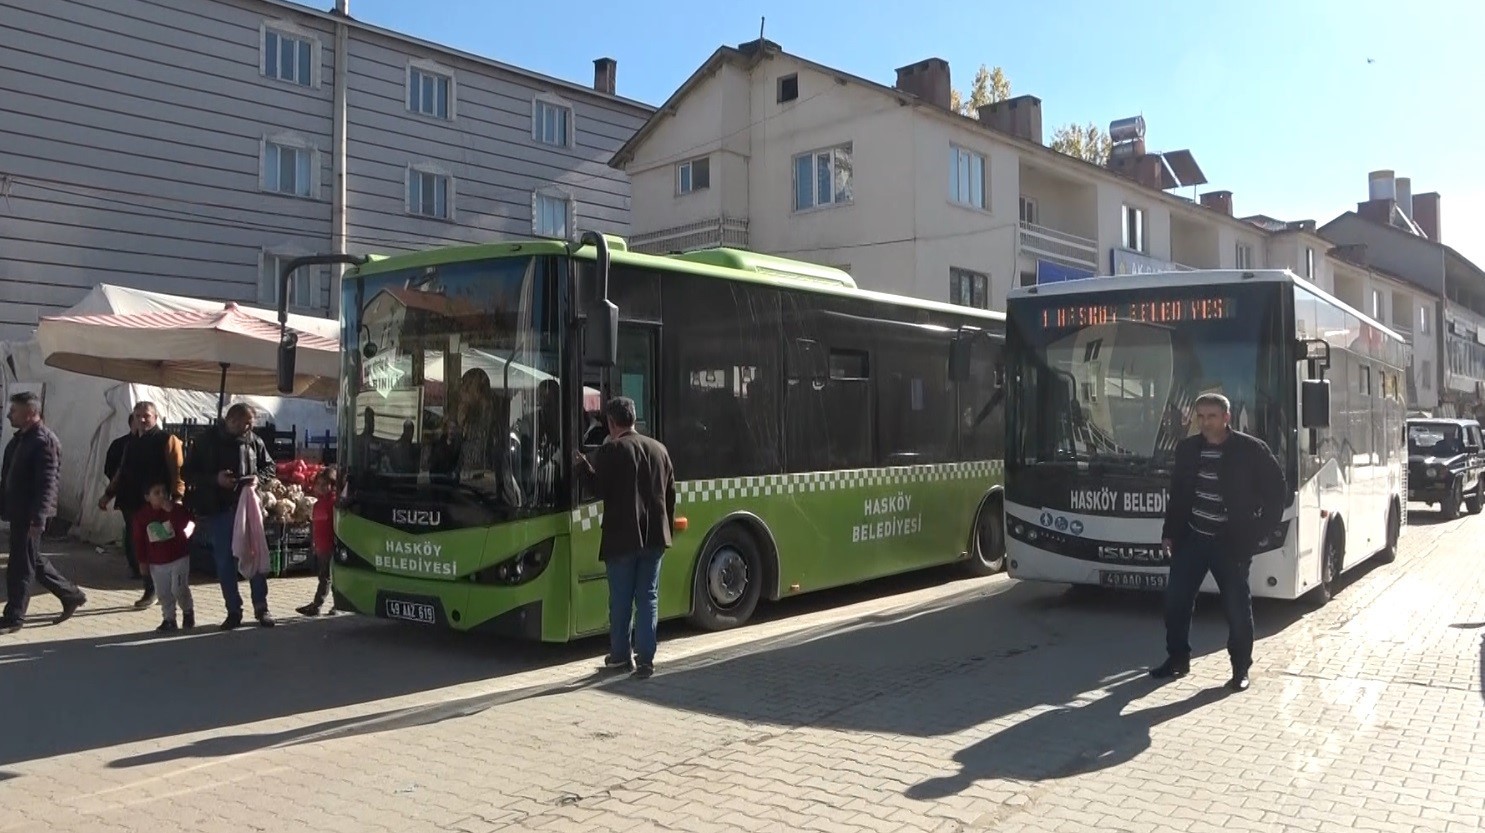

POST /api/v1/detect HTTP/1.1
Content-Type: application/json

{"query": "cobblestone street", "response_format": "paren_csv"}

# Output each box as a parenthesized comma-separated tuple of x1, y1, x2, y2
(1, 510, 1481, 833)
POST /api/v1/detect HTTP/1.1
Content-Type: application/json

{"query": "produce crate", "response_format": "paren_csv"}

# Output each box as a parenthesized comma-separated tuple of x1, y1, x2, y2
(265, 520, 316, 576)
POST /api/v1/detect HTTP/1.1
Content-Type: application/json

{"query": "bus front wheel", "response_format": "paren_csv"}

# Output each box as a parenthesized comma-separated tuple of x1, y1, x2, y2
(965, 495, 1006, 576)
(688, 525, 763, 631)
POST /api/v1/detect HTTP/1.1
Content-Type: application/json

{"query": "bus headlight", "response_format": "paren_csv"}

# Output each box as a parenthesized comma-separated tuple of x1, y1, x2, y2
(472, 539, 554, 586)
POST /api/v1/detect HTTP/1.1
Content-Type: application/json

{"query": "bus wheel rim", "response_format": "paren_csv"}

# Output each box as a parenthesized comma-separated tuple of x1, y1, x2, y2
(975, 508, 999, 561)
(707, 546, 749, 607)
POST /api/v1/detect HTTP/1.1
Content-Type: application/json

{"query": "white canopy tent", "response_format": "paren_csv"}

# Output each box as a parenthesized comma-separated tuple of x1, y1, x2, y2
(1, 284, 338, 545)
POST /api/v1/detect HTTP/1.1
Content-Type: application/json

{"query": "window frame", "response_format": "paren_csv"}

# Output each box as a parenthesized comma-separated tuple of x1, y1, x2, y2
(259, 20, 320, 88)
(406, 163, 455, 221)
(406, 58, 456, 121)
(948, 144, 988, 210)
(1019, 195, 1039, 226)
(950, 266, 990, 310)
(532, 187, 574, 239)
(1121, 205, 1147, 253)
(792, 142, 854, 212)
(676, 156, 710, 195)
(532, 94, 575, 148)
(260, 133, 318, 199)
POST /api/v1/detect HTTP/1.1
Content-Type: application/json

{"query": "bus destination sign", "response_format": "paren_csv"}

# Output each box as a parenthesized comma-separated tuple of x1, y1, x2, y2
(1040, 296, 1235, 329)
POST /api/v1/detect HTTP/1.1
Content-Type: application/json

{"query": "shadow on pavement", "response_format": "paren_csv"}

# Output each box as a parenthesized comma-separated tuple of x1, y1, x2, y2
(602, 576, 1312, 796)
(0, 612, 598, 768)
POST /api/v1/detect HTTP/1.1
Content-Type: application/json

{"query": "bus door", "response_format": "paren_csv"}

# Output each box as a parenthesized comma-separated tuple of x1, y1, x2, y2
(572, 321, 661, 635)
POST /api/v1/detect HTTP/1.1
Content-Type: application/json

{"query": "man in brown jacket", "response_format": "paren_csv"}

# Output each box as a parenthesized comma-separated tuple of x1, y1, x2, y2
(575, 396, 676, 679)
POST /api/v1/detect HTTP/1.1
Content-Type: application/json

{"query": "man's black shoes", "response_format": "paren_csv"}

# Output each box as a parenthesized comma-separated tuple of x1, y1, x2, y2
(1149, 657, 1190, 679)
(1227, 670, 1251, 692)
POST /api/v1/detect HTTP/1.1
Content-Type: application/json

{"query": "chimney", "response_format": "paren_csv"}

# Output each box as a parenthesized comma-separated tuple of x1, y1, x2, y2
(333, 0, 348, 13)
(1413, 191, 1441, 241)
(1368, 169, 1396, 201)
(1358, 197, 1394, 226)
(1131, 155, 1164, 191)
(1395, 176, 1413, 219)
(593, 57, 616, 95)
(1199, 190, 1233, 216)
(978, 95, 1043, 145)
(894, 58, 952, 111)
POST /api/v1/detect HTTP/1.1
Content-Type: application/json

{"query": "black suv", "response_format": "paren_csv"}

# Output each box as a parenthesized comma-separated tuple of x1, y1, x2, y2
(1407, 417, 1485, 519)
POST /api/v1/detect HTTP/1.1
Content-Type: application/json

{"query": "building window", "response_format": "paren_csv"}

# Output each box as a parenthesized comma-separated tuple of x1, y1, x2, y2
(777, 74, 799, 103)
(1236, 242, 1254, 269)
(262, 26, 315, 87)
(1420, 306, 1432, 335)
(677, 157, 710, 195)
(949, 145, 986, 209)
(1305, 246, 1315, 279)
(950, 267, 989, 309)
(1122, 205, 1146, 252)
(532, 190, 572, 238)
(407, 166, 452, 220)
(408, 64, 453, 119)
(793, 143, 853, 211)
(533, 98, 572, 147)
(1019, 196, 1038, 226)
(262, 138, 313, 197)
(260, 252, 318, 310)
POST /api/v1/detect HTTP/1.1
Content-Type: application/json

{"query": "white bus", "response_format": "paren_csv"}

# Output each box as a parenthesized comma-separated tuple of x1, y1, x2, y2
(1003, 269, 1408, 604)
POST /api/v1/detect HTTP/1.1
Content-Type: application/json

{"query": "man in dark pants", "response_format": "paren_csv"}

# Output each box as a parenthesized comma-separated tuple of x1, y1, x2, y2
(575, 397, 676, 679)
(100, 403, 186, 610)
(1151, 393, 1286, 691)
(184, 402, 278, 630)
(101, 413, 145, 590)
(1, 392, 87, 633)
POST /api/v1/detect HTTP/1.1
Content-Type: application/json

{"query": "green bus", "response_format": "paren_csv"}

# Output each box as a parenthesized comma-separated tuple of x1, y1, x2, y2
(275, 234, 1007, 641)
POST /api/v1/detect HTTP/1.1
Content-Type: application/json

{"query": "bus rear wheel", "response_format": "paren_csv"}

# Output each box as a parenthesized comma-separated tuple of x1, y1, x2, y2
(687, 525, 763, 631)
(965, 496, 1006, 576)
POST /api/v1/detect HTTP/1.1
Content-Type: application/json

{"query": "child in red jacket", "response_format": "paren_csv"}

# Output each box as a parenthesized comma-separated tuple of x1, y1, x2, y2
(297, 466, 338, 616)
(132, 482, 195, 632)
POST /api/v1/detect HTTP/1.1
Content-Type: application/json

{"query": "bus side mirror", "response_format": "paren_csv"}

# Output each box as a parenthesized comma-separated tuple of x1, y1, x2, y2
(276, 331, 298, 394)
(586, 301, 618, 368)
(1301, 379, 1330, 428)
(949, 336, 971, 381)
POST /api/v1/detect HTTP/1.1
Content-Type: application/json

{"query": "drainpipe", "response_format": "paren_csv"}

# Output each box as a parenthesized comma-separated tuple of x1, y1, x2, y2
(330, 0, 351, 317)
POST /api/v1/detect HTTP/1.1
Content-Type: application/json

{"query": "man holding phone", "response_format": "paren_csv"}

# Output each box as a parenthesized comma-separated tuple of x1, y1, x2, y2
(183, 402, 278, 630)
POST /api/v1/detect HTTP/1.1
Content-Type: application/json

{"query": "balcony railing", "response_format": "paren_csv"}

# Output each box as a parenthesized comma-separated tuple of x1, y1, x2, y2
(629, 217, 750, 255)
(1018, 221, 1099, 272)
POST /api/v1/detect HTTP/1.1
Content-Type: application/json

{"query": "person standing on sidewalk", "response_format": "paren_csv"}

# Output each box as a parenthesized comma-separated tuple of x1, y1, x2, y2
(100, 402, 185, 610)
(132, 482, 195, 632)
(1, 392, 86, 633)
(296, 465, 338, 617)
(183, 402, 277, 630)
(101, 412, 140, 579)
(1150, 393, 1286, 692)
(575, 396, 676, 679)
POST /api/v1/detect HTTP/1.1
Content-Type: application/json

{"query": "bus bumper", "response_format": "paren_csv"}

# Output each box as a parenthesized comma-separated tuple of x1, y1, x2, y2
(331, 565, 566, 641)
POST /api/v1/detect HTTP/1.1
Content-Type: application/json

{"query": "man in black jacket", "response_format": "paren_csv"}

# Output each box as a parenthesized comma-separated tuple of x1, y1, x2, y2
(1151, 392, 1286, 692)
(184, 402, 278, 630)
(1, 392, 86, 633)
(575, 397, 676, 679)
(100, 403, 186, 610)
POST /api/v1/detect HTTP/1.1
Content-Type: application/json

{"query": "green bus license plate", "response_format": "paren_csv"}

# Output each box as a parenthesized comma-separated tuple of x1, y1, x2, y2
(1099, 570, 1167, 591)
(385, 599, 437, 624)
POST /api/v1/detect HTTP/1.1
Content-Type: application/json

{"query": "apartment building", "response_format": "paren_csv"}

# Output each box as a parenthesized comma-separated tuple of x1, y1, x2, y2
(0, 0, 651, 338)
(607, 39, 1268, 312)
(1319, 172, 1485, 416)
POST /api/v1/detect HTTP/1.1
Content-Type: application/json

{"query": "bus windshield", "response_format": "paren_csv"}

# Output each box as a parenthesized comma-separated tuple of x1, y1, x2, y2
(340, 255, 564, 525)
(1007, 282, 1290, 476)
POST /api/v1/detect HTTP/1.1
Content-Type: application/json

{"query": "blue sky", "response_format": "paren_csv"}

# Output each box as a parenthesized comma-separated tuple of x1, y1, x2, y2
(339, 0, 1483, 266)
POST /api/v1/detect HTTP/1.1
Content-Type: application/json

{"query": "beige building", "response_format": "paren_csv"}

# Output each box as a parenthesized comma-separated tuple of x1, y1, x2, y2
(608, 39, 1269, 312)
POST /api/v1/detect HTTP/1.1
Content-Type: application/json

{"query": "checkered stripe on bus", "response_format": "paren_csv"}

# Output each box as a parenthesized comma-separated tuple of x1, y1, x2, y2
(569, 460, 1003, 531)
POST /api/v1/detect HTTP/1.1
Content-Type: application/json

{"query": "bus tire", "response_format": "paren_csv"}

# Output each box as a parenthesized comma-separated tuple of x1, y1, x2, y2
(687, 525, 763, 631)
(964, 494, 1006, 576)
(1307, 528, 1342, 607)
(1377, 501, 1400, 564)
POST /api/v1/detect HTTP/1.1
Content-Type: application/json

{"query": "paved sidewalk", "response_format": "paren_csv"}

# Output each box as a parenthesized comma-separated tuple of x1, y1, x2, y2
(0, 513, 1481, 832)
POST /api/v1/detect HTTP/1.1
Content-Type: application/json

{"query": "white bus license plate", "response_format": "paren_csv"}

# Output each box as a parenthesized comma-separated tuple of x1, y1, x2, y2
(1099, 570, 1167, 591)
(385, 600, 436, 624)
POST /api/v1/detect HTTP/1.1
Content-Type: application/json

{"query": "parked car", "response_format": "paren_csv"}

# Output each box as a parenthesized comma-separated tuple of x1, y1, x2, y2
(1406, 417, 1485, 519)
